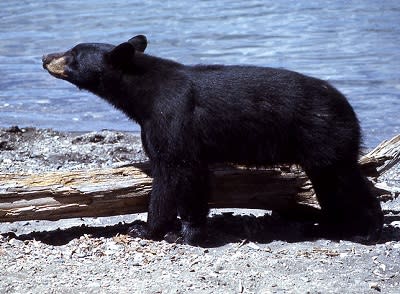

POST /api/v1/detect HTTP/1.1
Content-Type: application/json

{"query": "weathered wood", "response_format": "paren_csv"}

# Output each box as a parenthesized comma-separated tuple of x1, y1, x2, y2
(0, 135, 398, 222)
(360, 134, 400, 177)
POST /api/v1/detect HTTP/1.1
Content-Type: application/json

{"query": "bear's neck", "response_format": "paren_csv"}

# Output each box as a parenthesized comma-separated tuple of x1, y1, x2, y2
(96, 54, 183, 125)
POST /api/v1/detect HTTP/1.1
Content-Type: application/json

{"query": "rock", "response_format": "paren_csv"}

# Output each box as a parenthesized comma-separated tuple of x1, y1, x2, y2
(369, 282, 381, 292)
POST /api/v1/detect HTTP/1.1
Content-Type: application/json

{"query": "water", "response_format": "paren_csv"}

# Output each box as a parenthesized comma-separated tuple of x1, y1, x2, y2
(0, 0, 399, 148)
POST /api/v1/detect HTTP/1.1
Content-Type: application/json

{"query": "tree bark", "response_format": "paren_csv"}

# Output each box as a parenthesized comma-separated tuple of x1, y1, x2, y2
(0, 135, 398, 222)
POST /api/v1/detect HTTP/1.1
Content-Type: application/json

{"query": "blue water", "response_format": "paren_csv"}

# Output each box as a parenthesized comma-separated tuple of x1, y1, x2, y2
(0, 0, 399, 148)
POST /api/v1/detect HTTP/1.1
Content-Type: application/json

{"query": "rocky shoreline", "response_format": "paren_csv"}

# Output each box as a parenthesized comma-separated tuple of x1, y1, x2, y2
(1, 126, 399, 293)
(0, 126, 147, 173)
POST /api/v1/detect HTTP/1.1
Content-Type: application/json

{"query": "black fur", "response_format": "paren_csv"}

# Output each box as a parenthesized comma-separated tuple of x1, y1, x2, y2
(43, 35, 383, 244)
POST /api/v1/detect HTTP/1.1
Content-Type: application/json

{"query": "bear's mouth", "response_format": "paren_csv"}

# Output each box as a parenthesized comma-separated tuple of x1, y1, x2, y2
(42, 53, 68, 78)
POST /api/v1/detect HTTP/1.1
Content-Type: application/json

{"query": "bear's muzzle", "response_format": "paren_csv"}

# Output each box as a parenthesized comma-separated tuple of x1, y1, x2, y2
(42, 53, 68, 78)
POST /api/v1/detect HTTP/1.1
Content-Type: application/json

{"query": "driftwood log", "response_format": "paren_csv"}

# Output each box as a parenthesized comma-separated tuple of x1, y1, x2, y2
(0, 135, 399, 222)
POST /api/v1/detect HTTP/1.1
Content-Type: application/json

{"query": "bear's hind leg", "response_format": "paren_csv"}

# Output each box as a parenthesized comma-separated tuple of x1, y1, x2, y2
(306, 164, 383, 242)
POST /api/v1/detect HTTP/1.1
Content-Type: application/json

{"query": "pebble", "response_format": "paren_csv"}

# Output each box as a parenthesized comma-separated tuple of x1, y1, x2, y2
(139, 240, 148, 247)
(2, 158, 12, 164)
(247, 242, 261, 250)
(391, 221, 400, 228)
(369, 282, 381, 292)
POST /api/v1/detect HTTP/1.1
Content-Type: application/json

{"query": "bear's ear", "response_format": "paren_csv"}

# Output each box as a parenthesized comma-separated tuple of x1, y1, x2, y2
(106, 42, 136, 69)
(128, 35, 147, 52)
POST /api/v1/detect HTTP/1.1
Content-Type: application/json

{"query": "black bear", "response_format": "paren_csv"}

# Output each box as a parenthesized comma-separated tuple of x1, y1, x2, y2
(43, 35, 383, 244)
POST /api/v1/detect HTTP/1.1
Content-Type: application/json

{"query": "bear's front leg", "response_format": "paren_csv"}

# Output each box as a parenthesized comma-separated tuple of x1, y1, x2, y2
(174, 165, 210, 245)
(148, 170, 181, 239)
(147, 164, 181, 240)
(129, 162, 209, 244)
(128, 163, 179, 241)
(130, 162, 209, 245)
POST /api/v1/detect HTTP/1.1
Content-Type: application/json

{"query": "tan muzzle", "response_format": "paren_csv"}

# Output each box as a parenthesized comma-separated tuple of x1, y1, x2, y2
(42, 53, 68, 78)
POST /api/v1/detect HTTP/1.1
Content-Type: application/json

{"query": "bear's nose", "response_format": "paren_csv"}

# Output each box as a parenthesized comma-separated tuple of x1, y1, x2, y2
(42, 54, 50, 68)
(42, 53, 63, 67)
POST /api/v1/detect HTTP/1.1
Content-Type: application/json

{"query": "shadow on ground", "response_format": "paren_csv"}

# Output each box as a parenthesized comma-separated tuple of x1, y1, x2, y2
(2, 212, 399, 247)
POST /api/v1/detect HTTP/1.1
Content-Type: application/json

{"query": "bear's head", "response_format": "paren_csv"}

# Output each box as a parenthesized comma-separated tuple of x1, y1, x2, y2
(42, 35, 147, 91)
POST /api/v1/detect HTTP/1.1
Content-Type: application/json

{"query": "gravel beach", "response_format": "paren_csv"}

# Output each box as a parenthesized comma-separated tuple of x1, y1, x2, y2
(1, 127, 399, 293)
